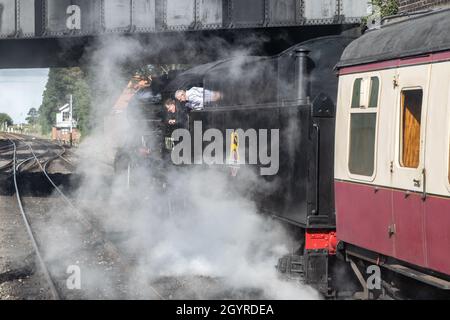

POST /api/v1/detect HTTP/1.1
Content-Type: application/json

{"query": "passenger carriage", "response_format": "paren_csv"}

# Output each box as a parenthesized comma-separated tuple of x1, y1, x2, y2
(335, 9, 450, 297)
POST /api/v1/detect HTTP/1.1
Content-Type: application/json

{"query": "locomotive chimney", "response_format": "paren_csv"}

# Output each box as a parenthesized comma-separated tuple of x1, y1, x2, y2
(294, 48, 310, 104)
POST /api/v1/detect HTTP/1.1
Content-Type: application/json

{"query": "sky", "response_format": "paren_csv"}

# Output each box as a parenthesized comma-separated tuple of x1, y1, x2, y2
(0, 69, 49, 124)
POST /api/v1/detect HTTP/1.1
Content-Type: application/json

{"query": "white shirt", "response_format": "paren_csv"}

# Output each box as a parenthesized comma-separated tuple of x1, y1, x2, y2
(185, 87, 214, 110)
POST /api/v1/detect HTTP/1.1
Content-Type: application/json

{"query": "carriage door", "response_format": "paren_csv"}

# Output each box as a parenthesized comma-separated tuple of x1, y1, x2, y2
(391, 64, 430, 266)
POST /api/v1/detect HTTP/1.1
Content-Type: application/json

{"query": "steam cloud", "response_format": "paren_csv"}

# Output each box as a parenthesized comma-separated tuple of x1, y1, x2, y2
(40, 31, 319, 300)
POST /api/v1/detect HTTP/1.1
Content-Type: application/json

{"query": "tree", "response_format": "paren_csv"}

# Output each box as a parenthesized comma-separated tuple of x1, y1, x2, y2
(0, 113, 13, 128)
(373, 0, 399, 17)
(39, 67, 92, 136)
(363, 0, 399, 28)
(26, 107, 39, 125)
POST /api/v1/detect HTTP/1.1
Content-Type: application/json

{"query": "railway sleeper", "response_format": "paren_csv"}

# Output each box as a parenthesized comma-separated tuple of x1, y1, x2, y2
(0, 256, 36, 284)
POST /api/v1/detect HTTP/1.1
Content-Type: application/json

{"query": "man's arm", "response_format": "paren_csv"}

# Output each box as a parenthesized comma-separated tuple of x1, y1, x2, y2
(203, 88, 222, 102)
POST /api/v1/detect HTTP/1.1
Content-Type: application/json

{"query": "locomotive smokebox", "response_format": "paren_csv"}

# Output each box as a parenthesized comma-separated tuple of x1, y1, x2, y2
(294, 48, 310, 105)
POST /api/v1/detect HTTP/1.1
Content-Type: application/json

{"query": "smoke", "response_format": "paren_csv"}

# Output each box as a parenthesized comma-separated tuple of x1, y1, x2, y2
(36, 31, 320, 300)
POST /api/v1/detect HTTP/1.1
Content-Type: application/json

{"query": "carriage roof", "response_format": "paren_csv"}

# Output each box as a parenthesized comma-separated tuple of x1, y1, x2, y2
(337, 8, 450, 69)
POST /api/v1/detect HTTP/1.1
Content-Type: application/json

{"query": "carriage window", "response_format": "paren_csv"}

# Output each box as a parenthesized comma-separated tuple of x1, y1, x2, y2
(400, 89, 423, 168)
(349, 113, 377, 176)
(368, 77, 379, 108)
(348, 76, 379, 177)
(351, 78, 362, 108)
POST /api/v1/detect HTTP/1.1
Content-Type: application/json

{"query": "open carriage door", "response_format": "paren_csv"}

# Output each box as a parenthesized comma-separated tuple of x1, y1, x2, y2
(391, 64, 430, 266)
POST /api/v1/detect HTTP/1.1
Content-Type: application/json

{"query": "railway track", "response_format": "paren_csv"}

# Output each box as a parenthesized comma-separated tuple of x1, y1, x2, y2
(1, 133, 261, 300)
(3, 133, 78, 299)
(8, 135, 60, 299)
(0, 132, 165, 299)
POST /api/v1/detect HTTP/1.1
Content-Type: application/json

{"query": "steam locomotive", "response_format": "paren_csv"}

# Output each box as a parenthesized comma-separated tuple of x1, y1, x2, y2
(117, 8, 450, 299)
(160, 35, 355, 297)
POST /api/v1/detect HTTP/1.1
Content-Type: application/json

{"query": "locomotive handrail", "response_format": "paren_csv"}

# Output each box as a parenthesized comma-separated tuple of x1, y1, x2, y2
(195, 101, 312, 112)
(312, 123, 320, 216)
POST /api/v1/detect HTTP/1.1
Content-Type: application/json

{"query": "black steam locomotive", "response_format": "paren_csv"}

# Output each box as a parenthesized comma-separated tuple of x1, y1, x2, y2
(116, 35, 356, 295)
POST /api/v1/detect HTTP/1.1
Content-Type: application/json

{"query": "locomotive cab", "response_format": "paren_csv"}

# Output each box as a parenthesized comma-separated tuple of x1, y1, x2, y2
(113, 86, 166, 177)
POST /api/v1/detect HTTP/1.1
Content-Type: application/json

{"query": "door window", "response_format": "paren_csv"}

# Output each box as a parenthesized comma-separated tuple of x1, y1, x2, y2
(400, 89, 423, 168)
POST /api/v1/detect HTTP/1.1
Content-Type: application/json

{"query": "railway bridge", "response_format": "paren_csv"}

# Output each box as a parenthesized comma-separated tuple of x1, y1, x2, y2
(0, 0, 370, 67)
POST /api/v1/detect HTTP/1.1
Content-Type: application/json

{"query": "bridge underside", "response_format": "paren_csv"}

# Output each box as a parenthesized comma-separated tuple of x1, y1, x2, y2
(0, 24, 359, 68)
(0, 0, 367, 68)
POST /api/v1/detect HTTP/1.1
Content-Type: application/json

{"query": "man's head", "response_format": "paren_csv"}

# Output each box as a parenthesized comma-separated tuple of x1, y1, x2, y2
(175, 90, 187, 102)
(164, 99, 176, 113)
